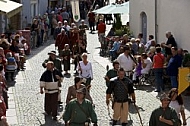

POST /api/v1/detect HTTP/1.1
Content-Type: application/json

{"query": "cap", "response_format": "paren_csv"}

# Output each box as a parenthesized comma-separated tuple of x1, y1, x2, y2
(48, 51, 56, 55)
(46, 61, 54, 65)
(76, 87, 86, 95)
(58, 21, 62, 24)
(160, 93, 170, 101)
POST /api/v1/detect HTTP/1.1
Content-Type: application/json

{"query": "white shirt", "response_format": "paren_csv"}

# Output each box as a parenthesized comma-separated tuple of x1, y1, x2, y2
(145, 40, 152, 49)
(141, 57, 152, 73)
(117, 53, 134, 72)
(63, 25, 71, 31)
(77, 61, 93, 79)
(170, 100, 184, 118)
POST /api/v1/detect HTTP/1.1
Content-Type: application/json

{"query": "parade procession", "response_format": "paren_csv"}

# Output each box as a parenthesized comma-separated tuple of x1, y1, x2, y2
(0, 0, 190, 126)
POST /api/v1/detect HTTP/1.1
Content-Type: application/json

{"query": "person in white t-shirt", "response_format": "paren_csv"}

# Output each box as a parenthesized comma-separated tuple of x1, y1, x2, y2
(133, 53, 152, 81)
(168, 88, 187, 125)
(117, 46, 136, 77)
(145, 35, 154, 52)
(77, 53, 93, 91)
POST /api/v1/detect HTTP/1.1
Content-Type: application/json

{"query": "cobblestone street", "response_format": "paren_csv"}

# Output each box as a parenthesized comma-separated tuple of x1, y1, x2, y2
(6, 26, 190, 126)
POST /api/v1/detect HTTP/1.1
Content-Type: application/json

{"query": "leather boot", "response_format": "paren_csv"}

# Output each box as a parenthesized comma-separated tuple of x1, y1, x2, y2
(112, 120, 117, 126)
(122, 123, 128, 126)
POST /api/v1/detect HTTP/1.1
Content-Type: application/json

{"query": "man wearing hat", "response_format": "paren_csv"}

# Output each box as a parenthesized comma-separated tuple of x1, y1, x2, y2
(55, 28, 70, 55)
(42, 51, 63, 104)
(117, 45, 137, 77)
(42, 51, 62, 72)
(40, 61, 64, 120)
(63, 87, 98, 126)
(79, 20, 88, 43)
(149, 93, 179, 126)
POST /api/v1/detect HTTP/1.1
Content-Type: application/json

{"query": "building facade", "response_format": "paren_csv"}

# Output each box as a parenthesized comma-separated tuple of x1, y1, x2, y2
(130, 0, 190, 50)
(0, 0, 22, 33)
(21, 0, 48, 28)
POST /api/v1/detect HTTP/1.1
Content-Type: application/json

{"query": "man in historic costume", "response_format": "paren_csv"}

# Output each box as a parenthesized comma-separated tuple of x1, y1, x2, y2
(63, 87, 98, 126)
(79, 20, 89, 45)
(70, 26, 80, 50)
(106, 68, 136, 126)
(42, 51, 63, 104)
(55, 28, 70, 55)
(149, 93, 179, 126)
(87, 9, 95, 33)
(104, 61, 119, 87)
(40, 61, 63, 120)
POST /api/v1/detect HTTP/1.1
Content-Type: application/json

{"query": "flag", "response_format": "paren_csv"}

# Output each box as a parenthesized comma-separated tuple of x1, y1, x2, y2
(70, 0, 80, 22)
(178, 67, 190, 95)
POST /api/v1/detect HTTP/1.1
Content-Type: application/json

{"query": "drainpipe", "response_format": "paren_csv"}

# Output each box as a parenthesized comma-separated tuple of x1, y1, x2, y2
(155, 0, 158, 42)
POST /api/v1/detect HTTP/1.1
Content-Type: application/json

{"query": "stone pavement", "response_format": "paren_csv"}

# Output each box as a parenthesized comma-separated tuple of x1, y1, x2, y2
(6, 26, 190, 126)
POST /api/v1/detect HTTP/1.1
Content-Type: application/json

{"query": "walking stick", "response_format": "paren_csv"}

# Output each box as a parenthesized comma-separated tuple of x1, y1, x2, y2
(133, 102, 143, 126)
(107, 98, 113, 120)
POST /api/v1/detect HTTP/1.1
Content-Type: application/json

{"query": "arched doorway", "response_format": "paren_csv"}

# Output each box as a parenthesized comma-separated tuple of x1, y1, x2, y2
(141, 12, 147, 43)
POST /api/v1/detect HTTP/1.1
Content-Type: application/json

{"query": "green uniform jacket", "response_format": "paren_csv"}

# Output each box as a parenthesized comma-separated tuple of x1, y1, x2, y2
(149, 106, 179, 126)
(63, 98, 97, 126)
(105, 68, 118, 87)
(42, 58, 62, 72)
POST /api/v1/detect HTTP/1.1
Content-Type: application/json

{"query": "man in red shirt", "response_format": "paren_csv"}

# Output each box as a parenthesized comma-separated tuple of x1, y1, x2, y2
(87, 9, 96, 33)
(98, 19, 106, 48)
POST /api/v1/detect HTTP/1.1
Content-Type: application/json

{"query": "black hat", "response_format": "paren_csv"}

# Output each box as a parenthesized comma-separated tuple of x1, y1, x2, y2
(48, 51, 56, 55)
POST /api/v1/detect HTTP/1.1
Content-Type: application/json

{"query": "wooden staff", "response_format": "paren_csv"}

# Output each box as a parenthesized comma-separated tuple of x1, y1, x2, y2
(133, 102, 143, 126)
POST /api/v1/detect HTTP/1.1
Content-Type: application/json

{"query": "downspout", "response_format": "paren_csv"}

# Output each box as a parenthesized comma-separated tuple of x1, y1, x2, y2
(155, 0, 158, 42)
(20, 0, 23, 29)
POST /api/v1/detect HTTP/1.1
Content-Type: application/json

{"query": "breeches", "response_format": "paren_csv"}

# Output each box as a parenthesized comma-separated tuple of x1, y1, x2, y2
(113, 102, 129, 123)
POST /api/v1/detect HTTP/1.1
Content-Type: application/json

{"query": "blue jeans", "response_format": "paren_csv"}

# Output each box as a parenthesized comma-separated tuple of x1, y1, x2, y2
(154, 68, 164, 91)
(110, 50, 117, 61)
(170, 76, 178, 88)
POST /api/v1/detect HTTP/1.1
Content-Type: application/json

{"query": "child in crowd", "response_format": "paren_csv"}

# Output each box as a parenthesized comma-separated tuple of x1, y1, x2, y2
(5, 52, 17, 81)
(133, 56, 142, 83)
(60, 44, 71, 75)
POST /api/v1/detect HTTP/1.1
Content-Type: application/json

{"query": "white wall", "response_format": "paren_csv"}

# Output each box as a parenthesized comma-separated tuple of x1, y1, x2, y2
(130, 0, 190, 51)
(157, 0, 190, 50)
(21, 0, 31, 27)
(129, 0, 155, 40)
(21, 0, 48, 28)
(39, 0, 48, 16)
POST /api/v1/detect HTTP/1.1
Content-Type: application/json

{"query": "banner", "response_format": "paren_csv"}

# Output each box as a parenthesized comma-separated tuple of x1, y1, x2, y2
(178, 67, 190, 95)
(70, 0, 80, 22)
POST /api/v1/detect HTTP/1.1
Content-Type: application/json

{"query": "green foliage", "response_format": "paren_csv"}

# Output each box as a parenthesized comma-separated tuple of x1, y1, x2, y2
(114, 25, 132, 37)
(114, 14, 122, 29)
(183, 53, 190, 67)
(112, 14, 132, 37)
